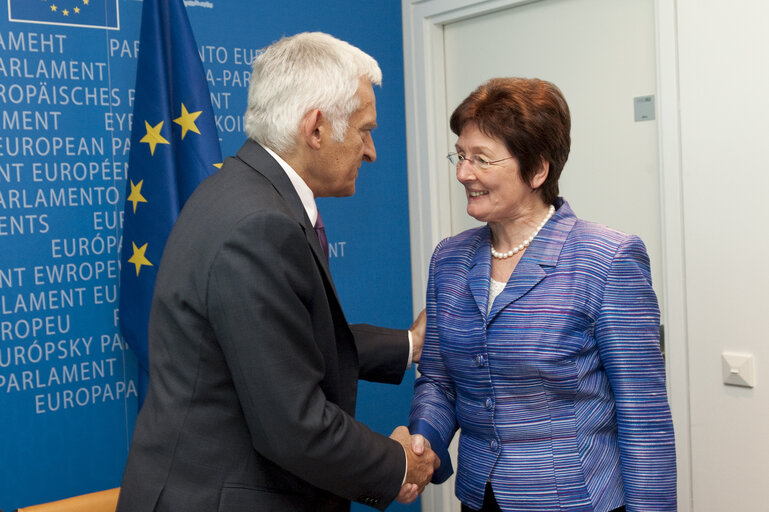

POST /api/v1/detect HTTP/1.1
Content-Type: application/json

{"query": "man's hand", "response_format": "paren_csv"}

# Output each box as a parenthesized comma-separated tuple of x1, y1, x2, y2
(409, 309, 426, 363)
(390, 426, 439, 504)
(395, 482, 419, 504)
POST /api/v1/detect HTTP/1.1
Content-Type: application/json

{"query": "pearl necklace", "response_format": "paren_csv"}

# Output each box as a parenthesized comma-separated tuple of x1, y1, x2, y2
(490, 204, 555, 259)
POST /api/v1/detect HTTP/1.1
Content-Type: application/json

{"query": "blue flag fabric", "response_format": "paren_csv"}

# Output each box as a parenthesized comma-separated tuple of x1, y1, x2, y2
(119, 0, 221, 405)
(8, 0, 120, 29)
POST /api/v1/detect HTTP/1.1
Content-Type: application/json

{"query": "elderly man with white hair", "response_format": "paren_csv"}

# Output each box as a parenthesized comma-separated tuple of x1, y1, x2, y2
(116, 32, 437, 512)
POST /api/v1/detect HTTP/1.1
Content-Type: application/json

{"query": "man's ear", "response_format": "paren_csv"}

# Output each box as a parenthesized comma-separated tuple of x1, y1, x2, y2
(531, 157, 550, 189)
(299, 109, 324, 150)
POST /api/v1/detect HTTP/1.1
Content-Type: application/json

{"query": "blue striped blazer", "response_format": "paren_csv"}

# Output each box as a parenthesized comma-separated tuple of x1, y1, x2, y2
(410, 199, 676, 512)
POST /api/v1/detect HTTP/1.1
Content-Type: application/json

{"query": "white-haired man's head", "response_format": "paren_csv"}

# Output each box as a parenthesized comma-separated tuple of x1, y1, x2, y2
(244, 32, 382, 154)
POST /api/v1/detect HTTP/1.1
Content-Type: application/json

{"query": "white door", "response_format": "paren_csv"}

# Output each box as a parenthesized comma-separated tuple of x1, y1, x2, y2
(443, 0, 662, 306)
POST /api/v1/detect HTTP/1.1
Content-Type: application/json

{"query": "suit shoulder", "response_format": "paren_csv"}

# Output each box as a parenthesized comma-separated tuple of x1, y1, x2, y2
(433, 226, 486, 259)
(164, 162, 302, 271)
(188, 157, 276, 208)
(568, 218, 646, 248)
(564, 218, 650, 271)
(183, 160, 296, 227)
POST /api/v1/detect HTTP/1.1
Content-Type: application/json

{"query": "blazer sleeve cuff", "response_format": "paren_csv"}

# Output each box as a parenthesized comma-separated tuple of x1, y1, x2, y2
(410, 419, 454, 484)
(351, 324, 409, 384)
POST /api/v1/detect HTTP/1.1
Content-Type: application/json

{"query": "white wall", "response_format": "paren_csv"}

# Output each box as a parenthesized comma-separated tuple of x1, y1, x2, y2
(677, 1, 769, 509)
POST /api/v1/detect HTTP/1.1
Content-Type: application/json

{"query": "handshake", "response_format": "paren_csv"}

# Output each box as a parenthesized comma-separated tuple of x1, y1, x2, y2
(390, 426, 440, 504)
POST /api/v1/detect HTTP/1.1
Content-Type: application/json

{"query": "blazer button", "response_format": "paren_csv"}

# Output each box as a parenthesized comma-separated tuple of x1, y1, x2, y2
(485, 397, 493, 409)
(475, 354, 485, 367)
(490, 439, 499, 452)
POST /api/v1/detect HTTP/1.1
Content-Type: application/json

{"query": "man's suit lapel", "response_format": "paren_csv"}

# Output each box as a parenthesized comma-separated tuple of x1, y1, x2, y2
(235, 140, 338, 294)
(487, 201, 577, 322)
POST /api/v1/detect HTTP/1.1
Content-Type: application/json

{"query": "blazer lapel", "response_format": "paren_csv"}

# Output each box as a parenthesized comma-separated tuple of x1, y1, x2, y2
(488, 259, 546, 322)
(468, 228, 492, 321)
(488, 200, 577, 322)
(235, 140, 337, 290)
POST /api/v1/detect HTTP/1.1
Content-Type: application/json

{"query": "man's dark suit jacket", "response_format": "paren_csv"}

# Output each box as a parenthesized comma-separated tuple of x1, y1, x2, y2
(117, 140, 410, 512)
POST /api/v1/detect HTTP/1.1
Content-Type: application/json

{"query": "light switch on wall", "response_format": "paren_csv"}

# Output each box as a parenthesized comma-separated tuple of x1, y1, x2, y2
(722, 353, 756, 388)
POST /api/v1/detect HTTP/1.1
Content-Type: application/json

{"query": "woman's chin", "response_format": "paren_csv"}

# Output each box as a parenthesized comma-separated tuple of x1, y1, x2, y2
(466, 206, 487, 223)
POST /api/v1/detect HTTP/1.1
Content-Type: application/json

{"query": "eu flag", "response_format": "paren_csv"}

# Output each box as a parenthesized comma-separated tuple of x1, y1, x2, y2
(8, 0, 120, 30)
(119, 0, 221, 405)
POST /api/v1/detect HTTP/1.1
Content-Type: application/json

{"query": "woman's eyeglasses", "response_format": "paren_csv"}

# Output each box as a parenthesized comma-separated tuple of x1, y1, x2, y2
(446, 152, 515, 171)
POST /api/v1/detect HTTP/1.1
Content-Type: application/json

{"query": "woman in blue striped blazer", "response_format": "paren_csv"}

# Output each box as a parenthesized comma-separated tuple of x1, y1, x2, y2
(409, 78, 676, 511)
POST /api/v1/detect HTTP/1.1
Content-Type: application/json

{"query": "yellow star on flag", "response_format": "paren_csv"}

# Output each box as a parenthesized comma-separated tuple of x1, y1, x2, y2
(173, 103, 203, 139)
(50, 5, 58, 12)
(140, 120, 170, 155)
(127, 179, 148, 214)
(62, 9, 69, 16)
(214, 163, 223, 169)
(128, 242, 153, 276)
(83, 0, 89, 4)
(74, 7, 80, 13)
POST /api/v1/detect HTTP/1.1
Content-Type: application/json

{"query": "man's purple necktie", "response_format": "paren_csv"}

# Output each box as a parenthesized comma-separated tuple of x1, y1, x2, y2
(314, 212, 329, 261)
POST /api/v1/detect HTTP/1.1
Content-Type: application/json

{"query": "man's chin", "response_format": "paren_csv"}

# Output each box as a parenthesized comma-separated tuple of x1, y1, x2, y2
(333, 186, 356, 197)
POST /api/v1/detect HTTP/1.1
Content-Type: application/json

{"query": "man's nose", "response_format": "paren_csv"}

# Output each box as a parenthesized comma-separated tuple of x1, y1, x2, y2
(363, 136, 376, 163)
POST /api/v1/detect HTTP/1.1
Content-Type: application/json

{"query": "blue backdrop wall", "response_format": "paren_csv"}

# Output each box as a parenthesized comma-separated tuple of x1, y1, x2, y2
(0, 1, 416, 510)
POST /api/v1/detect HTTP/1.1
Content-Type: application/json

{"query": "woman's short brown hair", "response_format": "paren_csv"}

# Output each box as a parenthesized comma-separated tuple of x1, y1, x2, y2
(449, 77, 571, 205)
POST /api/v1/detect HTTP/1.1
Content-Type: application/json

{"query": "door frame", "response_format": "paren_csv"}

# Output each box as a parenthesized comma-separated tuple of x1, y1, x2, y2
(402, 1, 692, 510)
